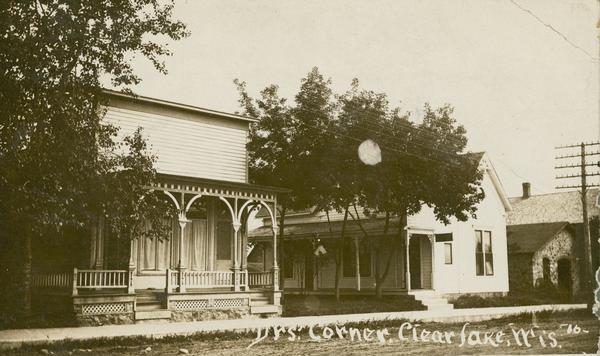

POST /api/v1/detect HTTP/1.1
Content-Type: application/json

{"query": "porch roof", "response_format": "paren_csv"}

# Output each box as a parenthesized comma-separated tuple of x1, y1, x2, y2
(249, 216, 402, 241)
(153, 173, 290, 203)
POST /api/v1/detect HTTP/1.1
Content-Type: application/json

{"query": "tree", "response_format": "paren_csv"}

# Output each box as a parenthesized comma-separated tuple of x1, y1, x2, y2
(234, 80, 294, 288)
(240, 71, 484, 300)
(338, 82, 484, 298)
(235, 67, 337, 291)
(0, 0, 187, 322)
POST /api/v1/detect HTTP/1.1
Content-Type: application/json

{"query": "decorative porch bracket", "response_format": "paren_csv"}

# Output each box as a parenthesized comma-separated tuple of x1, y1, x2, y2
(177, 211, 188, 293)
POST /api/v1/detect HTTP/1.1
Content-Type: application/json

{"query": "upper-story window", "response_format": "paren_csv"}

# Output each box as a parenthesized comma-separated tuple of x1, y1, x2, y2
(475, 230, 494, 276)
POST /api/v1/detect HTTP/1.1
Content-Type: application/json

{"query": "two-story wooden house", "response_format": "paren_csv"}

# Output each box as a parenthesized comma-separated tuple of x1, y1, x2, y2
(31, 91, 286, 324)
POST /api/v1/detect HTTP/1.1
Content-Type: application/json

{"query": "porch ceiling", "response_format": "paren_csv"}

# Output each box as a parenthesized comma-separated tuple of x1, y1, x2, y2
(150, 173, 290, 203)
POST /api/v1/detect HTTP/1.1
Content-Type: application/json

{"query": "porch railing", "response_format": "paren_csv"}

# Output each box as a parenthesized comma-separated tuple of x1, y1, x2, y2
(172, 270, 235, 288)
(32, 272, 71, 289)
(32, 268, 130, 295)
(168, 269, 264, 291)
(76, 269, 128, 289)
(248, 271, 273, 287)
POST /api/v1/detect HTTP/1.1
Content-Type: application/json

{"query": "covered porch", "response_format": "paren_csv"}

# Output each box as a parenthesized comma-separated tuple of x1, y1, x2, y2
(249, 216, 437, 295)
(31, 174, 287, 324)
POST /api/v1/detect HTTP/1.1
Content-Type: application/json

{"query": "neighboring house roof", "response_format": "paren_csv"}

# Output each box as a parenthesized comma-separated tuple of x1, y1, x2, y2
(103, 89, 257, 123)
(507, 222, 572, 254)
(507, 189, 600, 225)
(255, 207, 311, 219)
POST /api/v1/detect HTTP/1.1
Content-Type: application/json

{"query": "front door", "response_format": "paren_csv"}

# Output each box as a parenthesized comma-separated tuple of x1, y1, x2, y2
(409, 237, 421, 289)
(409, 235, 433, 290)
(557, 258, 572, 299)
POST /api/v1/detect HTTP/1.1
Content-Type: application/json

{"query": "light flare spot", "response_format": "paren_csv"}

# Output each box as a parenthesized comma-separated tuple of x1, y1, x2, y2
(358, 139, 382, 165)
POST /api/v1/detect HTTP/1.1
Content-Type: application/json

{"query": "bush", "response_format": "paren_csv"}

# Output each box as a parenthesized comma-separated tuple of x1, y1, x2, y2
(453, 288, 568, 309)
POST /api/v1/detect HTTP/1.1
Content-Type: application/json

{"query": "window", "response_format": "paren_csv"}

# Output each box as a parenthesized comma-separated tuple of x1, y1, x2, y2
(475, 230, 494, 276)
(435, 233, 453, 242)
(343, 239, 371, 277)
(138, 218, 173, 271)
(216, 221, 232, 260)
(542, 258, 550, 282)
(444, 243, 453, 264)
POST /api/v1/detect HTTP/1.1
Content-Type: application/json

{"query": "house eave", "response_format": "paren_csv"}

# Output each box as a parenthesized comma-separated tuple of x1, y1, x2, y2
(102, 89, 257, 123)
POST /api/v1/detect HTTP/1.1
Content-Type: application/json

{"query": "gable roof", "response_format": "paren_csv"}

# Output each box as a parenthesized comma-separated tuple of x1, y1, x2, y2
(508, 189, 600, 225)
(103, 89, 257, 123)
(507, 222, 572, 254)
(476, 152, 512, 212)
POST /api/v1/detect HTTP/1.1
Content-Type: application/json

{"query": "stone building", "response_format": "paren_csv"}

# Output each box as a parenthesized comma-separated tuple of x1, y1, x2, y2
(507, 183, 600, 301)
(507, 222, 578, 298)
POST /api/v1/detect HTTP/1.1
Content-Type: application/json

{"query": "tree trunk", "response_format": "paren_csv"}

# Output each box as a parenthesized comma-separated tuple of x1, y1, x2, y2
(23, 231, 32, 318)
(354, 235, 360, 291)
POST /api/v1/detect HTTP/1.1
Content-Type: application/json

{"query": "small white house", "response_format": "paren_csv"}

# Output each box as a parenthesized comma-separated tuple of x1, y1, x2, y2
(249, 153, 511, 308)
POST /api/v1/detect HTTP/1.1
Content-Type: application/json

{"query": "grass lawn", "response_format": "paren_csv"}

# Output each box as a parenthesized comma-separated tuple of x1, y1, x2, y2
(282, 294, 426, 317)
(8, 310, 598, 355)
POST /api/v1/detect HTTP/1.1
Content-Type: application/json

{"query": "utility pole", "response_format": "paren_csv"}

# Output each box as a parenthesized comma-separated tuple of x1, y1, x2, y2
(555, 142, 600, 310)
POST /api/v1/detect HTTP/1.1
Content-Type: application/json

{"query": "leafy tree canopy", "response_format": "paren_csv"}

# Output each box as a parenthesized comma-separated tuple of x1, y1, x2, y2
(0, 0, 187, 320)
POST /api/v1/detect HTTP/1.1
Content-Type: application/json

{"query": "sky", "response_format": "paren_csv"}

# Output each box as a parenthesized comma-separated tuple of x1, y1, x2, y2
(127, 0, 600, 198)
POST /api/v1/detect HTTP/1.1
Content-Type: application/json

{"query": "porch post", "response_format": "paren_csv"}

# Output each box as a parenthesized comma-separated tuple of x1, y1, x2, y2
(72, 267, 78, 296)
(89, 225, 97, 269)
(405, 233, 411, 291)
(240, 224, 248, 290)
(94, 217, 105, 269)
(177, 211, 188, 293)
(232, 221, 241, 292)
(429, 234, 435, 291)
(272, 225, 279, 291)
(128, 238, 136, 294)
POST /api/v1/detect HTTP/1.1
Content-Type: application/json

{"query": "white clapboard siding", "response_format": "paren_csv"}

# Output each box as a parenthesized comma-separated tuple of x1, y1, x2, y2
(104, 106, 247, 183)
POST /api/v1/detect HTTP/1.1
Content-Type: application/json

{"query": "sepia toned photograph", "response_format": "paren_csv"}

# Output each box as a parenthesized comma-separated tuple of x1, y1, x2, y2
(0, 0, 599, 355)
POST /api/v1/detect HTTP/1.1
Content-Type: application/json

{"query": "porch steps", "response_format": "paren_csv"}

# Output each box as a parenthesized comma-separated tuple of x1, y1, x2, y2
(408, 290, 454, 311)
(250, 305, 280, 315)
(134, 290, 170, 322)
(249, 293, 280, 316)
(134, 310, 171, 322)
(249, 295, 271, 307)
(135, 290, 164, 308)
